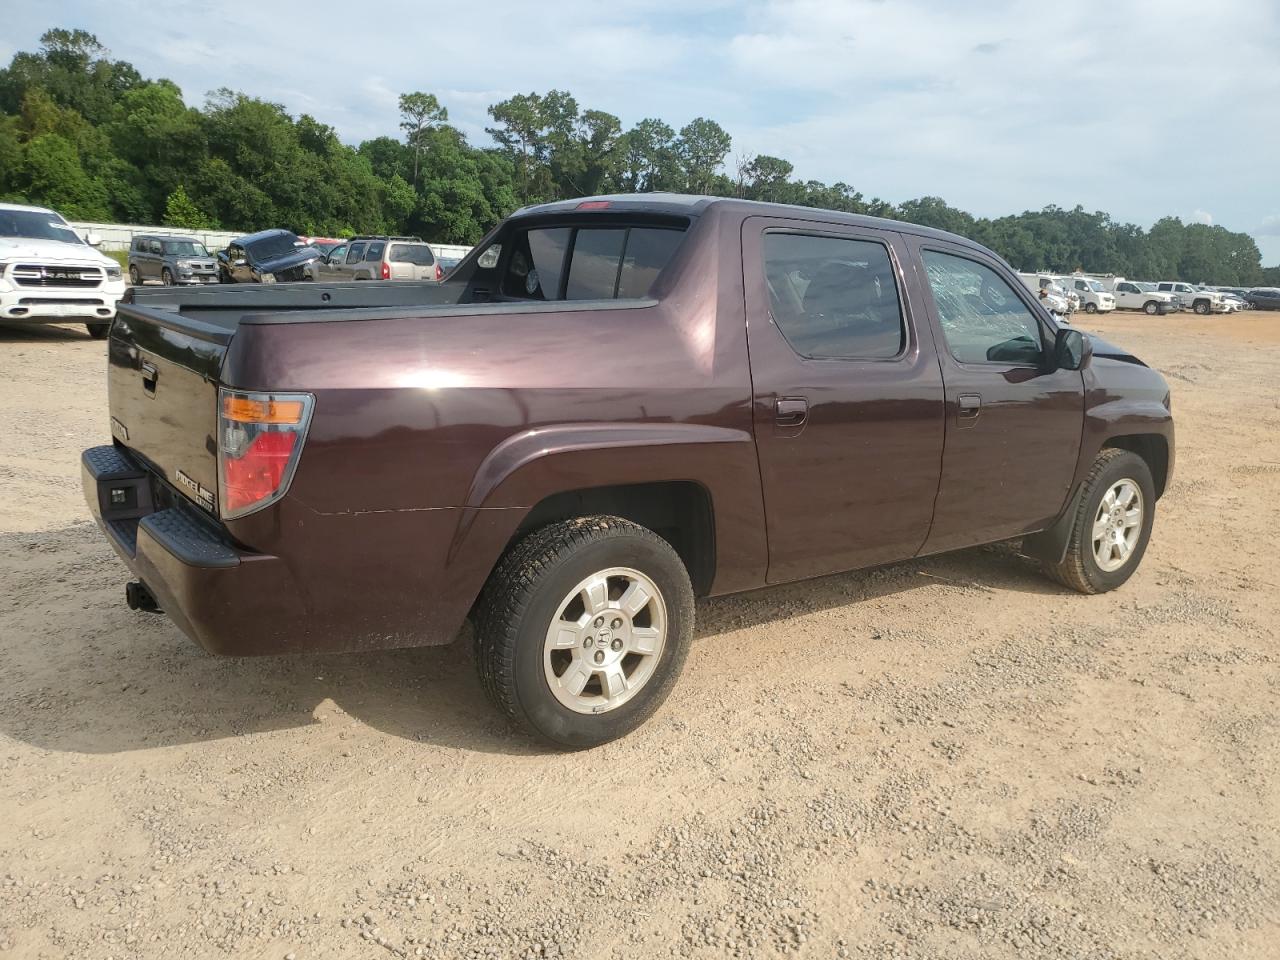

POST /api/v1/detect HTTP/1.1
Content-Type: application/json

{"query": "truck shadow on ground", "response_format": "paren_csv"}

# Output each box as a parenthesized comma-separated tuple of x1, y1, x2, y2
(0, 522, 1067, 758)
(0, 321, 102, 342)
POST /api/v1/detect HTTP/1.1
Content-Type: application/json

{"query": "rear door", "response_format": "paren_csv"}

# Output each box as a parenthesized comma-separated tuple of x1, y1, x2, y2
(336, 242, 365, 280)
(362, 241, 385, 280)
(906, 238, 1084, 554)
(744, 216, 946, 583)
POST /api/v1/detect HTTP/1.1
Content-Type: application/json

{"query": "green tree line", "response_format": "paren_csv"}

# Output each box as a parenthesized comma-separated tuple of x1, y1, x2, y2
(2, 29, 1275, 285)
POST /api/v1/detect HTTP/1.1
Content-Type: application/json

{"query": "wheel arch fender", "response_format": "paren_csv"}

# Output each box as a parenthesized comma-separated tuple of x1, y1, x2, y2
(441, 422, 769, 615)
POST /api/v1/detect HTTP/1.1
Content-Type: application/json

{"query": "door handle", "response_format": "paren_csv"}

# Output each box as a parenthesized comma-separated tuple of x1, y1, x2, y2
(957, 393, 981, 421)
(141, 360, 158, 395)
(775, 397, 808, 426)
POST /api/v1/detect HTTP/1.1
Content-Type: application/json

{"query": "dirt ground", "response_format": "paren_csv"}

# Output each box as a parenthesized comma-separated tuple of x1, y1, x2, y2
(1, 310, 1278, 960)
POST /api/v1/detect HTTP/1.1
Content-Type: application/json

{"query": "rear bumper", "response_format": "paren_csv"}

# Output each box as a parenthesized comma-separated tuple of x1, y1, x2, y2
(82, 444, 306, 656)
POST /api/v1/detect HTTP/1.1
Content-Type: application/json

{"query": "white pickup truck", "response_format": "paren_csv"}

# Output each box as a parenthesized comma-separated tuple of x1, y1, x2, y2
(0, 202, 127, 338)
(1105, 278, 1178, 315)
(1063, 276, 1116, 314)
(1155, 281, 1233, 315)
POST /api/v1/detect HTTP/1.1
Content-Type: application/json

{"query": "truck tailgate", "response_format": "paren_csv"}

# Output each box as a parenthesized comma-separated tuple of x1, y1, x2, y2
(106, 305, 232, 515)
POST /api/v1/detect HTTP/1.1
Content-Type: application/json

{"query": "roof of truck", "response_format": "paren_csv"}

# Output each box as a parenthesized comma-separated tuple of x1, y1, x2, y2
(513, 193, 991, 254)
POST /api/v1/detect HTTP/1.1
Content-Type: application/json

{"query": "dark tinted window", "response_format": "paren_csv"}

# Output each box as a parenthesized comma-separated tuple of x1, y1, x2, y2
(616, 229, 685, 299)
(565, 229, 627, 299)
(345, 242, 366, 265)
(763, 233, 905, 359)
(364, 241, 385, 262)
(503, 228, 571, 299)
(389, 243, 434, 265)
(502, 225, 685, 301)
(922, 250, 1044, 365)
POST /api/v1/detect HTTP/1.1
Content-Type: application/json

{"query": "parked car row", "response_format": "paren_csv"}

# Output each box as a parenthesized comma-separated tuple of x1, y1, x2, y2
(128, 228, 446, 286)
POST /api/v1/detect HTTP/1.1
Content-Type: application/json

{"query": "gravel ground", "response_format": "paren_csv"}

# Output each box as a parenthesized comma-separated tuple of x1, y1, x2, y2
(1, 311, 1278, 959)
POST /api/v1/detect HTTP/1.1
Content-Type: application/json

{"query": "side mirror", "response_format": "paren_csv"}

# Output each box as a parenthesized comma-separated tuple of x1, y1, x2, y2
(1053, 327, 1092, 371)
(86, 232, 103, 247)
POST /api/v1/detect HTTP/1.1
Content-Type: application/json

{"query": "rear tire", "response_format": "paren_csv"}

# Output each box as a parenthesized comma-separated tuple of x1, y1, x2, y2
(85, 322, 110, 339)
(1143, 300, 1159, 315)
(474, 516, 694, 749)
(1042, 449, 1155, 594)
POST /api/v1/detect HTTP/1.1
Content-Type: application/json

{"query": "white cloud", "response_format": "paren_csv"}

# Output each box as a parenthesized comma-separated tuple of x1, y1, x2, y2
(5, 0, 1279, 261)
(1192, 210, 1214, 225)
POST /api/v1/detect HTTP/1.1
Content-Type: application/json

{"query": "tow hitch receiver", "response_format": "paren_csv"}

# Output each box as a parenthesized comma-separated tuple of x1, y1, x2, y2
(125, 580, 161, 613)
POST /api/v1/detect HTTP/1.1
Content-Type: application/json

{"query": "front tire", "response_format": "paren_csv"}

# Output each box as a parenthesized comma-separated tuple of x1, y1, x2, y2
(85, 322, 110, 339)
(128, 265, 140, 286)
(1043, 449, 1155, 594)
(1143, 300, 1159, 315)
(1193, 300, 1210, 315)
(1084, 302, 1097, 314)
(474, 516, 694, 749)
(161, 268, 174, 286)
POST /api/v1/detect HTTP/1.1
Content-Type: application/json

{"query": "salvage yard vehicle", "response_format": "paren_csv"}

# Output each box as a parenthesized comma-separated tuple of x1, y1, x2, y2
(128, 234, 220, 286)
(0, 201, 126, 338)
(1064, 276, 1116, 314)
(82, 194, 1175, 748)
(307, 236, 442, 282)
(1106, 278, 1177, 315)
(1245, 287, 1280, 310)
(217, 229, 320, 283)
(1017, 272, 1073, 319)
(1156, 281, 1231, 314)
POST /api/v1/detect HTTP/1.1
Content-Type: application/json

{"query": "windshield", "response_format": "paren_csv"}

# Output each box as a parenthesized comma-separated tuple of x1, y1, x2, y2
(1085, 279, 1103, 292)
(0, 209, 84, 244)
(162, 240, 210, 257)
(246, 233, 308, 261)
(1137, 282, 1157, 292)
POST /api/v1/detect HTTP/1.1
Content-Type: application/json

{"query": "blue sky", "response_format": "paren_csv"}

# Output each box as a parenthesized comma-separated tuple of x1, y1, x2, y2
(6, 0, 1279, 264)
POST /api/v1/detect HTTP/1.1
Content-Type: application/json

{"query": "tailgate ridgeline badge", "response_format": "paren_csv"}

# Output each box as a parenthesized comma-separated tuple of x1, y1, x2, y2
(175, 469, 216, 512)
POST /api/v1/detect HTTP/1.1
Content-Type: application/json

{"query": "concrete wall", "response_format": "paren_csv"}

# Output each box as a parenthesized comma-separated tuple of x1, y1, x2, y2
(68, 220, 473, 261)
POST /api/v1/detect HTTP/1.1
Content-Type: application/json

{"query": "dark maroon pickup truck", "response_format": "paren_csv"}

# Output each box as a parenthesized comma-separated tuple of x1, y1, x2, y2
(83, 194, 1174, 747)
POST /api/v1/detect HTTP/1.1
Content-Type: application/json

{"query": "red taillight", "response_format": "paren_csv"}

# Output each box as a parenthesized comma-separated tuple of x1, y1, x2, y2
(223, 431, 297, 515)
(435, 263, 443, 281)
(217, 388, 314, 518)
(381, 260, 391, 280)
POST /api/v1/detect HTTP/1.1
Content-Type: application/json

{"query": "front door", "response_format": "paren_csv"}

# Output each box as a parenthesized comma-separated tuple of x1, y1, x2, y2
(906, 239, 1085, 554)
(745, 217, 946, 583)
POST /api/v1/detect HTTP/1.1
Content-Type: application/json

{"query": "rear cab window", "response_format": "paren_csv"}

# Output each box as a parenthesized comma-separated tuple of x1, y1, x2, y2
(496, 222, 686, 301)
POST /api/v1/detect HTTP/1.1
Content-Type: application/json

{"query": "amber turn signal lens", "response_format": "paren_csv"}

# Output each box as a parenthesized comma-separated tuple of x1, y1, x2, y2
(221, 396, 306, 424)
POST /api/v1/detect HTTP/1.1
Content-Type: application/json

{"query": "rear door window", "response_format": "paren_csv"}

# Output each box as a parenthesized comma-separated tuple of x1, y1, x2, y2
(762, 232, 905, 359)
(364, 241, 385, 262)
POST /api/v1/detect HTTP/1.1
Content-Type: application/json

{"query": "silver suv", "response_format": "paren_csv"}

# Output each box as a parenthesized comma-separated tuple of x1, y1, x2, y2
(128, 234, 220, 285)
(308, 236, 442, 282)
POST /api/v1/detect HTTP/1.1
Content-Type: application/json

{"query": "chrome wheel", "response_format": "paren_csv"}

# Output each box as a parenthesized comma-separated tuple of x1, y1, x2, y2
(1092, 480, 1143, 572)
(543, 567, 667, 715)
